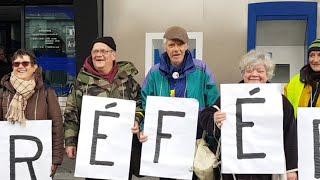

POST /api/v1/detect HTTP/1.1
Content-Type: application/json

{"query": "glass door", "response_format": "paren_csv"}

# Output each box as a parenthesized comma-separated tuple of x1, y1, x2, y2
(25, 5, 76, 96)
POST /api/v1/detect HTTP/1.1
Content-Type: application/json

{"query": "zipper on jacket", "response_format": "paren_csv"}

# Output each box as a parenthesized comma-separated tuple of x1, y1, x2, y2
(312, 82, 320, 107)
(34, 90, 39, 120)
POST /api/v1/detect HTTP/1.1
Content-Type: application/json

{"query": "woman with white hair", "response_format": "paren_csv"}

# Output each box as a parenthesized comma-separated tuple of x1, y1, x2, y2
(199, 50, 298, 180)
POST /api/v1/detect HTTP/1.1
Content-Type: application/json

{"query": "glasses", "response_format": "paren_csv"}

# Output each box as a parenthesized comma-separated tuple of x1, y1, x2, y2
(12, 61, 32, 67)
(91, 49, 113, 55)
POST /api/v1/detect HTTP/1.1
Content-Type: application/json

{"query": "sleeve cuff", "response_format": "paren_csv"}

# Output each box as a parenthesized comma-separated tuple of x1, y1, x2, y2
(286, 168, 298, 173)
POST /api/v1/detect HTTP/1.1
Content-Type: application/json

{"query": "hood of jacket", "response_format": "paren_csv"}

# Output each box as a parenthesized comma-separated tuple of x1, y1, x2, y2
(300, 64, 320, 84)
(159, 50, 195, 79)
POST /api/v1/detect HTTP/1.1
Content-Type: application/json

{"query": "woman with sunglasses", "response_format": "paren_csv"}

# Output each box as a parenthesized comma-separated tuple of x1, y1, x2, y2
(0, 49, 64, 178)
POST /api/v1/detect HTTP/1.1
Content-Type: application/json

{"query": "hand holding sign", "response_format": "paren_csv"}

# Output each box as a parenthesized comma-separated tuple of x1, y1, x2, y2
(213, 106, 226, 129)
(138, 132, 148, 143)
(131, 121, 140, 134)
(50, 164, 59, 178)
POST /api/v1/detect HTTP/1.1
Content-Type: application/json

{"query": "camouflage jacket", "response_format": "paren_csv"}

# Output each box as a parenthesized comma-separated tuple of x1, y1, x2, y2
(64, 61, 143, 146)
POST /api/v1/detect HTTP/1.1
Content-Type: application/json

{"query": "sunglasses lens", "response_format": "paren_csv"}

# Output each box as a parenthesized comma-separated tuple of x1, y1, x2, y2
(12, 62, 20, 67)
(22, 62, 30, 67)
(12, 61, 30, 67)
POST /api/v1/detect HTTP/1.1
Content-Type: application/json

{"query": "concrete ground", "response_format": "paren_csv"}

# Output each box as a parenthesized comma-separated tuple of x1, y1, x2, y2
(54, 154, 157, 180)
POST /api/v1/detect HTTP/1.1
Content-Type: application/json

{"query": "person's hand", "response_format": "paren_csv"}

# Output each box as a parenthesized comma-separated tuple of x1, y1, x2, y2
(131, 121, 140, 134)
(65, 146, 77, 159)
(138, 132, 148, 143)
(214, 111, 226, 129)
(287, 172, 297, 180)
(50, 164, 59, 178)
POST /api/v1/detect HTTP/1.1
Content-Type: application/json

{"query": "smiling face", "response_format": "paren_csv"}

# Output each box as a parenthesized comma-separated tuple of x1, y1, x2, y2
(243, 64, 268, 83)
(91, 42, 116, 73)
(12, 55, 37, 81)
(165, 39, 188, 67)
(309, 51, 320, 72)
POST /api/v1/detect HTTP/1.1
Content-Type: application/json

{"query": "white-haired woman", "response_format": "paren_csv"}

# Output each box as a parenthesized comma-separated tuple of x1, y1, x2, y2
(199, 50, 298, 180)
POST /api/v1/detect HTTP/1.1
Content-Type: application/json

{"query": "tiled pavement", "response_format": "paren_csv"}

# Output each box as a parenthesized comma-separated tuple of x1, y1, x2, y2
(54, 155, 157, 180)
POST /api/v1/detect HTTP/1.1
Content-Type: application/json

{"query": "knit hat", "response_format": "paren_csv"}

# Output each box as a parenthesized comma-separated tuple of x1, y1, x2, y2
(164, 26, 189, 44)
(308, 39, 320, 56)
(91, 36, 116, 51)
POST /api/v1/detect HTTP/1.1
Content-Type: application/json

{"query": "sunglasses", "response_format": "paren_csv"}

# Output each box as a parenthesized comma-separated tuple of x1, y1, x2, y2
(12, 61, 32, 67)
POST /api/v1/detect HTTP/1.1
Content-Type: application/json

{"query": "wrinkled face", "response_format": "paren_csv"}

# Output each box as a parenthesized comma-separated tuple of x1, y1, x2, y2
(12, 55, 37, 81)
(309, 51, 320, 72)
(243, 64, 268, 83)
(165, 39, 188, 67)
(91, 42, 116, 73)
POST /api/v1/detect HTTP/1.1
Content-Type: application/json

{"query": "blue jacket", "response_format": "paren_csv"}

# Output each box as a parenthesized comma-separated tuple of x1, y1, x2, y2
(142, 51, 219, 138)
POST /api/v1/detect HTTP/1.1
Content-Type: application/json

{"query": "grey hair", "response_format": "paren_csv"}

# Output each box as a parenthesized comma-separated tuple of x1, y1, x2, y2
(163, 38, 167, 45)
(163, 38, 168, 49)
(162, 38, 188, 49)
(239, 50, 275, 80)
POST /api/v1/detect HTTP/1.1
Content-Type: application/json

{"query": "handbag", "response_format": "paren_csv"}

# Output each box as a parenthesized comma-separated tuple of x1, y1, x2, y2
(193, 131, 221, 180)
(272, 174, 286, 180)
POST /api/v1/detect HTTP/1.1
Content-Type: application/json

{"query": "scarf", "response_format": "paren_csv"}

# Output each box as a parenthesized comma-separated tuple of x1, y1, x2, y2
(6, 74, 36, 124)
(83, 57, 119, 83)
(300, 64, 320, 84)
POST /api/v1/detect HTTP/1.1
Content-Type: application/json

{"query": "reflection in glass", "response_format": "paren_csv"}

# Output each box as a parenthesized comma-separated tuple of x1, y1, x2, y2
(25, 6, 76, 96)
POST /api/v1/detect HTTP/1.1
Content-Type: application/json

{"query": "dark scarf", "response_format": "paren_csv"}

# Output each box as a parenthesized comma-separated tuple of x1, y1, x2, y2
(300, 64, 320, 84)
(83, 57, 118, 83)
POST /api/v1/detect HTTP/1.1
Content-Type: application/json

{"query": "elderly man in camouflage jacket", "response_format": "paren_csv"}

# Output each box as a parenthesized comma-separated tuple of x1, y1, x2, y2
(64, 36, 144, 180)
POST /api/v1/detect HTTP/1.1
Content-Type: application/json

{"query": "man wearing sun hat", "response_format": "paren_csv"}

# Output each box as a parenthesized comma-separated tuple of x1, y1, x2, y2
(139, 26, 219, 179)
(64, 36, 144, 180)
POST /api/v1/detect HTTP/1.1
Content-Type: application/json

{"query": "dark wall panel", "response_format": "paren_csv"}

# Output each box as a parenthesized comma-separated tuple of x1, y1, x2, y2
(0, 0, 73, 5)
(74, 0, 99, 72)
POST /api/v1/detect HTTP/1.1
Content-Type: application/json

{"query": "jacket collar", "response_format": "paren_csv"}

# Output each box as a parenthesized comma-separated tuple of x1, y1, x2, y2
(159, 50, 195, 78)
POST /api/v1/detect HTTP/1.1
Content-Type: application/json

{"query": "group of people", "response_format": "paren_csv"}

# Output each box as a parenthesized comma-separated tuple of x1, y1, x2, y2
(0, 25, 319, 180)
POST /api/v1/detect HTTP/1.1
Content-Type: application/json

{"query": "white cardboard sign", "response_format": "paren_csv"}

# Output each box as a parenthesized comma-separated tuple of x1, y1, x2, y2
(75, 95, 136, 180)
(140, 96, 199, 180)
(221, 84, 285, 174)
(0, 120, 52, 180)
(298, 107, 320, 180)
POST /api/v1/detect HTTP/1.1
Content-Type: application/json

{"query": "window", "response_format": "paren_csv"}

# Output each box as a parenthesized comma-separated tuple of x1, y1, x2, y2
(25, 6, 76, 96)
